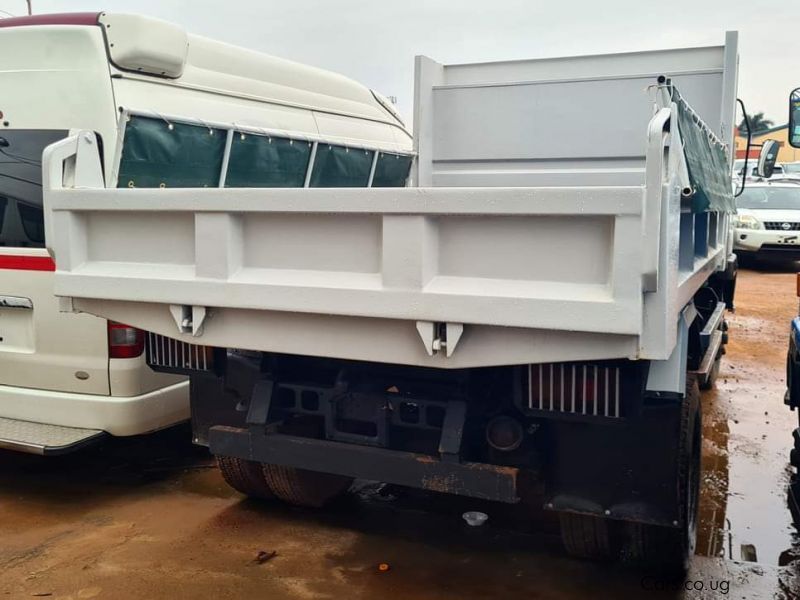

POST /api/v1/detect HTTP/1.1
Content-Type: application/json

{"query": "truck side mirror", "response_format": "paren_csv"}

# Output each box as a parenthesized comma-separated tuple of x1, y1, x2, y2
(790, 88, 800, 148)
(756, 139, 780, 178)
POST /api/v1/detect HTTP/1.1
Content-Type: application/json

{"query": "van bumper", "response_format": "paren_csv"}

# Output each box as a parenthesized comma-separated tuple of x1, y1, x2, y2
(0, 380, 189, 436)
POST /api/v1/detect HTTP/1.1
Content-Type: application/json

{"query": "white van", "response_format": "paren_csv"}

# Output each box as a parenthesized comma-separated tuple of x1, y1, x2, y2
(0, 11, 411, 454)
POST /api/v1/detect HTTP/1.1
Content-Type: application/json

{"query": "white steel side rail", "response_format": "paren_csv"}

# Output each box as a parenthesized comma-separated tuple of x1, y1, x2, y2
(45, 134, 648, 338)
(639, 100, 731, 361)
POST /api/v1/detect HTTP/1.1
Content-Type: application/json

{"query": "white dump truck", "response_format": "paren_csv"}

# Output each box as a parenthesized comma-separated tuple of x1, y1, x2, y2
(43, 27, 739, 571)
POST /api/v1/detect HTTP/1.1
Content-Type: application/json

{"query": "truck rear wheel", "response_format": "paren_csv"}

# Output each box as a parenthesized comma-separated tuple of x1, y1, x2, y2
(559, 513, 619, 560)
(623, 375, 701, 573)
(262, 464, 352, 508)
(217, 456, 274, 500)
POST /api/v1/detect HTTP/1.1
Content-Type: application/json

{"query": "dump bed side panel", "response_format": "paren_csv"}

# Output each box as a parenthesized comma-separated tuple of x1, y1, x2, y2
(414, 34, 737, 188)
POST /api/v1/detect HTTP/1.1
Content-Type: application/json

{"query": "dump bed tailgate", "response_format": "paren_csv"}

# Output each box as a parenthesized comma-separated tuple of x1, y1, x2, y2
(44, 35, 738, 369)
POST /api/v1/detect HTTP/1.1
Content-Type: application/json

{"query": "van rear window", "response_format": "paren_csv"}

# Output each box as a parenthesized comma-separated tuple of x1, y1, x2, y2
(0, 129, 68, 247)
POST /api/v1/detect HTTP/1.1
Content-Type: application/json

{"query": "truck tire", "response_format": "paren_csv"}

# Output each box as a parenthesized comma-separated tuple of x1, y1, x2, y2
(623, 374, 701, 573)
(262, 464, 352, 508)
(217, 456, 274, 500)
(559, 513, 618, 560)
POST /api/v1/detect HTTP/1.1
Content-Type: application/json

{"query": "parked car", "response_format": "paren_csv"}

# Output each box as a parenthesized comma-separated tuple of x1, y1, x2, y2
(0, 14, 194, 454)
(734, 182, 800, 262)
(0, 11, 409, 454)
(733, 158, 784, 180)
(783, 162, 800, 177)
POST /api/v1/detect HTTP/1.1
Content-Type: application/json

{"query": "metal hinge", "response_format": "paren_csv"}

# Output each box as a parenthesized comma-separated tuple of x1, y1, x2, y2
(169, 304, 208, 337)
(416, 321, 464, 358)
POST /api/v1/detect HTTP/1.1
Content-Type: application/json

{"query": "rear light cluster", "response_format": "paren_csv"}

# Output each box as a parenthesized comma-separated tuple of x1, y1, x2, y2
(107, 321, 145, 359)
(526, 362, 622, 418)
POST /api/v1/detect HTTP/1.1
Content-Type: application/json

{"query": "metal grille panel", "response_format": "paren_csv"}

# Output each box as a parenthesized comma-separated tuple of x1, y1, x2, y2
(527, 363, 621, 418)
(764, 222, 800, 231)
(146, 332, 210, 371)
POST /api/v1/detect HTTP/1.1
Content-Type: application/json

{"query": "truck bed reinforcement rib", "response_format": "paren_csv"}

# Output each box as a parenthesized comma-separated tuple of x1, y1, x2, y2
(208, 426, 520, 504)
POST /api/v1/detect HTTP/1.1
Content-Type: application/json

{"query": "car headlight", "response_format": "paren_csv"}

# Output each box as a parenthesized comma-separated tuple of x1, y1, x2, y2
(736, 214, 763, 230)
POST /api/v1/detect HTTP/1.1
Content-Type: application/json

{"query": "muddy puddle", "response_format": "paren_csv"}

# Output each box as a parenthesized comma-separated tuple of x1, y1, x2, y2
(696, 268, 800, 571)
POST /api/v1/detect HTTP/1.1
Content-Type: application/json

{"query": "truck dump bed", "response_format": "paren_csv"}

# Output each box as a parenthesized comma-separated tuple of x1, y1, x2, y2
(45, 34, 738, 369)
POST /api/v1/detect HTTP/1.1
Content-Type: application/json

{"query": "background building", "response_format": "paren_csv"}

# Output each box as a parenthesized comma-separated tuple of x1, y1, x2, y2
(734, 124, 800, 162)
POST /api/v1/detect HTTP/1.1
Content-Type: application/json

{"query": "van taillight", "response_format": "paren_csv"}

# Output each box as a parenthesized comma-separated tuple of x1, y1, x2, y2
(108, 321, 145, 359)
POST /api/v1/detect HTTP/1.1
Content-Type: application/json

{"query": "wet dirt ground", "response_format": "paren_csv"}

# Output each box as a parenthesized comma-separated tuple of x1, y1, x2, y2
(1, 268, 800, 599)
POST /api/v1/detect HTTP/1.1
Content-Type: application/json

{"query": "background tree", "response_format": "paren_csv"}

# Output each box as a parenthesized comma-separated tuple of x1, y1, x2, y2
(738, 112, 775, 134)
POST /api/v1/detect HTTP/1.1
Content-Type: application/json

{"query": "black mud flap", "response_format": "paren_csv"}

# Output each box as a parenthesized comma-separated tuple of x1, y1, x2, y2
(543, 400, 684, 528)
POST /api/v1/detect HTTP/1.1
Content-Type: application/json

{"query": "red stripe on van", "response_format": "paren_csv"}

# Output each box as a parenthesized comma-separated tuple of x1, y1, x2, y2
(0, 13, 101, 29)
(0, 255, 56, 271)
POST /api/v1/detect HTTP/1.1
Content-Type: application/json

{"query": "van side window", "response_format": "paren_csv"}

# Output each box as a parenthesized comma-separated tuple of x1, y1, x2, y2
(372, 152, 413, 187)
(0, 129, 68, 247)
(225, 134, 311, 188)
(310, 145, 374, 188)
(118, 116, 226, 188)
(0, 197, 7, 242)
(18, 202, 44, 244)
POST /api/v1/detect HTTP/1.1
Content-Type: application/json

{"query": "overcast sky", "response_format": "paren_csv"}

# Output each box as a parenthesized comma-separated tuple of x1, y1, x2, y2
(1, 0, 795, 128)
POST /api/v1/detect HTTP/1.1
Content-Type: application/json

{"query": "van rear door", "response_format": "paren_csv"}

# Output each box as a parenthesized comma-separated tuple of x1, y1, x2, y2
(0, 129, 109, 394)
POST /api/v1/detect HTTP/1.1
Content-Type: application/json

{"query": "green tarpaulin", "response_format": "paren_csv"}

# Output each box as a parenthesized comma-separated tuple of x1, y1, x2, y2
(372, 152, 413, 188)
(225, 134, 311, 188)
(671, 88, 735, 214)
(118, 116, 226, 188)
(117, 116, 412, 189)
(310, 144, 374, 188)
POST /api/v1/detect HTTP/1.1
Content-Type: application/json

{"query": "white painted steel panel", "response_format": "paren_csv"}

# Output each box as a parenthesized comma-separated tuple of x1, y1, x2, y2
(45, 34, 738, 369)
(415, 33, 737, 189)
(48, 184, 644, 338)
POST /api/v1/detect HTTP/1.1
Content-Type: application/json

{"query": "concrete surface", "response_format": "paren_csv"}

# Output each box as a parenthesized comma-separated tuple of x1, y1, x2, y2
(1, 267, 799, 599)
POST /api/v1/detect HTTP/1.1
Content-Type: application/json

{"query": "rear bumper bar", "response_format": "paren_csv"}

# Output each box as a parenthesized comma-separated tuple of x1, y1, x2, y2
(0, 380, 189, 436)
(208, 425, 520, 504)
